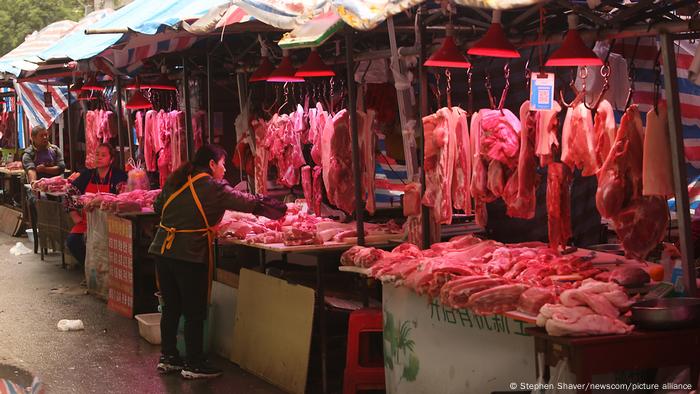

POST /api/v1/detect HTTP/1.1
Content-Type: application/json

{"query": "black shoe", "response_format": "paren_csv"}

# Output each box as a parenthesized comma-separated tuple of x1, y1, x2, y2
(180, 361, 223, 379)
(157, 355, 184, 374)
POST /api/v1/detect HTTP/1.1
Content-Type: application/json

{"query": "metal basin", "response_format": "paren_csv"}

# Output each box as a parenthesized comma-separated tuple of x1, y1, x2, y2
(630, 298, 700, 330)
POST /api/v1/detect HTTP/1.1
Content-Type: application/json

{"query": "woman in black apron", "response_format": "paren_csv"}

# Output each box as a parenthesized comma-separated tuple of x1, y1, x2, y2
(149, 144, 286, 379)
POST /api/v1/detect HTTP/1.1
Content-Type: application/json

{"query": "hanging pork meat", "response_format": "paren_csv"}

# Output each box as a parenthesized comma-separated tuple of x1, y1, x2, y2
(534, 101, 561, 167)
(422, 107, 457, 225)
(596, 105, 669, 260)
(264, 106, 306, 188)
(642, 103, 674, 197)
(593, 100, 616, 169)
(470, 108, 521, 226)
(452, 108, 472, 215)
(359, 109, 377, 215)
(547, 162, 573, 250)
(252, 119, 268, 195)
(503, 100, 538, 219)
(561, 99, 597, 176)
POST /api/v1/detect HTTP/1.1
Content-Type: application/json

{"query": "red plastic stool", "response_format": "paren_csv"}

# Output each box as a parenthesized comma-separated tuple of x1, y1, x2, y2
(343, 308, 385, 394)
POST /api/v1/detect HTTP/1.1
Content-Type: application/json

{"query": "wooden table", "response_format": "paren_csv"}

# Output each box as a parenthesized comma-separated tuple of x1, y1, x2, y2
(526, 326, 700, 393)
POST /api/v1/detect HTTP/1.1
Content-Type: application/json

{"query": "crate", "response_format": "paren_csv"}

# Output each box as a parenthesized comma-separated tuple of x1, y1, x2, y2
(135, 313, 161, 345)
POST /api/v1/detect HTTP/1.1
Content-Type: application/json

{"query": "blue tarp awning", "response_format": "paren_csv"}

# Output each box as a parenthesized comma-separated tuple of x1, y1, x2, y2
(38, 0, 231, 62)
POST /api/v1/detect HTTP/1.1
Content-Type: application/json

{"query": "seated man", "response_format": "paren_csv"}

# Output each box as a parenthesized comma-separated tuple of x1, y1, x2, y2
(22, 126, 65, 183)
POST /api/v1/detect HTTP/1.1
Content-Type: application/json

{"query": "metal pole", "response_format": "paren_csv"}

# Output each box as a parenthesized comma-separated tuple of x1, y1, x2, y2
(206, 52, 214, 144)
(346, 28, 365, 247)
(182, 56, 194, 160)
(387, 16, 418, 180)
(661, 32, 697, 297)
(13, 95, 18, 156)
(417, 6, 432, 249)
(126, 106, 134, 163)
(66, 86, 74, 170)
(115, 76, 125, 168)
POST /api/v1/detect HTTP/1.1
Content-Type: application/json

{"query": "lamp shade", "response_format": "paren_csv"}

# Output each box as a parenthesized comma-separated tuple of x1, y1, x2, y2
(295, 50, 335, 77)
(425, 36, 472, 68)
(249, 57, 275, 82)
(143, 75, 177, 91)
(545, 29, 602, 66)
(467, 23, 520, 58)
(266, 55, 304, 83)
(125, 90, 152, 110)
(76, 91, 97, 101)
(68, 79, 84, 92)
(81, 75, 105, 91)
(125, 75, 177, 91)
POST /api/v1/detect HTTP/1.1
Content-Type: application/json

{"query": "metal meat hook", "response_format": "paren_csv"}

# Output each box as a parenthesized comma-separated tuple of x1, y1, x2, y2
(583, 63, 611, 111)
(559, 68, 581, 108)
(497, 63, 511, 112)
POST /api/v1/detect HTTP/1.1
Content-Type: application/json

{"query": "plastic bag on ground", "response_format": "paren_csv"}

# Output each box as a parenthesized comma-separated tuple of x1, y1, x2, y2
(10, 242, 31, 256)
(57, 319, 84, 331)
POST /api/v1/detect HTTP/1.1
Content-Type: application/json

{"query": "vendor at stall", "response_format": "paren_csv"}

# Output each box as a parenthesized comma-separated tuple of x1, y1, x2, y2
(149, 144, 286, 379)
(22, 126, 65, 183)
(65, 143, 127, 266)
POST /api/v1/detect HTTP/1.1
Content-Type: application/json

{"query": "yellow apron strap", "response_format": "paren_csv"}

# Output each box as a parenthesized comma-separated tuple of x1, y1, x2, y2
(188, 178, 215, 303)
(157, 172, 216, 303)
(159, 173, 211, 254)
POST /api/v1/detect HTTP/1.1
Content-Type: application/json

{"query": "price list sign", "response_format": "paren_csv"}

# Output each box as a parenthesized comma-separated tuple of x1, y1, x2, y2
(107, 216, 134, 318)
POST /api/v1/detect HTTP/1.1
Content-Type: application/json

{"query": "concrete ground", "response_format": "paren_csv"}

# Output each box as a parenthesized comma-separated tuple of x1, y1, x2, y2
(0, 233, 284, 394)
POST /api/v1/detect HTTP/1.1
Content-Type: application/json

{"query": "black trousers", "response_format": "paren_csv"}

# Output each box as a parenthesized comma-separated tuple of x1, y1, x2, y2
(66, 233, 85, 265)
(155, 256, 208, 363)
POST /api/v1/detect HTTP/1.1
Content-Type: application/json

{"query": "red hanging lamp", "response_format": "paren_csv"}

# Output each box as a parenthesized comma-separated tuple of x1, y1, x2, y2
(295, 49, 335, 77)
(76, 91, 97, 101)
(545, 14, 602, 66)
(424, 34, 472, 68)
(125, 80, 152, 110)
(467, 11, 520, 58)
(81, 74, 105, 91)
(125, 91, 152, 110)
(143, 74, 178, 91)
(267, 50, 304, 83)
(68, 78, 84, 92)
(250, 45, 276, 82)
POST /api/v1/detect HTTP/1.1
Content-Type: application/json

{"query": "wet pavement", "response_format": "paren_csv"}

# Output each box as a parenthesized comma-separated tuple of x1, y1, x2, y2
(0, 234, 285, 393)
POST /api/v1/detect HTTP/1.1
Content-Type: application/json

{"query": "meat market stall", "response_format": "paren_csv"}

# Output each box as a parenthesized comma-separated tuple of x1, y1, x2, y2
(78, 190, 161, 317)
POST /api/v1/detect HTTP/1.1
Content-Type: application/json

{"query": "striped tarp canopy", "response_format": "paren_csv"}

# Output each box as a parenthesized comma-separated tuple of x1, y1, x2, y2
(182, 3, 254, 34)
(229, 0, 544, 31)
(38, 0, 231, 63)
(0, 10, 113, 76)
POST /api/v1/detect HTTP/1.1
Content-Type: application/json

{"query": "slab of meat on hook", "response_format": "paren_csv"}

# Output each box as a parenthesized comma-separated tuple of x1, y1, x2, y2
(596, 105, 644, 219)
(264, 107, 306, 188)
(534, 102, 561, 167)
(561, 102, 597, 176)
(593, 100, 616, 169)
(325, 110, 356, 215)
(613, 196, 669, 260)
(301, 165, 313, 213)
(503, 100, 537, 219)
(422, 107, 457, 224)
(642, 103, 673, 197)
(253, 119, 269, 195)
(359, 109, 376, 215)
(478, 109, 521, 168)
(547, 162, 573, 250)
(312, 166, 323, 217)
(452, 108, 471, 214)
